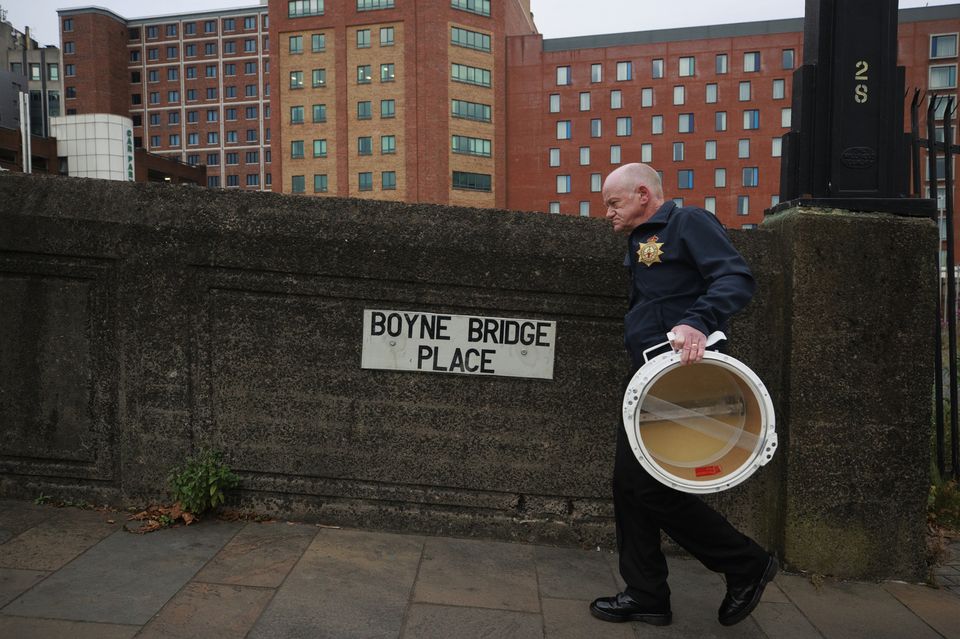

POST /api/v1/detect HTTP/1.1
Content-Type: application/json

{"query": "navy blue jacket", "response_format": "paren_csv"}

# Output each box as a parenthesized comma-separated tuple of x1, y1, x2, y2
(624, 201, 755, 371)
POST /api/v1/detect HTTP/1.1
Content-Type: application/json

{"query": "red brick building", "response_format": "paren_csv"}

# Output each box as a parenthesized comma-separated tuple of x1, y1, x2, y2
(58, 5, 272, 190)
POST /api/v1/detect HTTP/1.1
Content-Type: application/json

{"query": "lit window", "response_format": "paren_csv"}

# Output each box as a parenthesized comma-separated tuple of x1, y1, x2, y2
(290, 71, 304, 89)
(679, 56, 695, 77)
(380, 63, 395, 82)
(357, 65, 372, 83)
(313, 68, 326, 87)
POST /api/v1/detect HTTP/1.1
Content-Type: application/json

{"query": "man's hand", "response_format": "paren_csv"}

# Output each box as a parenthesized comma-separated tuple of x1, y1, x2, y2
(669, 324, 707, 365)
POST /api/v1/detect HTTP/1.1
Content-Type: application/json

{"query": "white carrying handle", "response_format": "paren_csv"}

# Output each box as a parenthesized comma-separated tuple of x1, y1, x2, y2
(642, 330, 726, 364)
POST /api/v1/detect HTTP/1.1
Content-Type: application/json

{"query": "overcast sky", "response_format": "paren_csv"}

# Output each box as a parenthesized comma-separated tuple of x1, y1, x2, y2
(5, 0, 959, 48)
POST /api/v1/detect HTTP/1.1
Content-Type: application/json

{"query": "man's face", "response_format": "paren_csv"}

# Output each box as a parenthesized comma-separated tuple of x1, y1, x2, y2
(603, 182, 648, 233)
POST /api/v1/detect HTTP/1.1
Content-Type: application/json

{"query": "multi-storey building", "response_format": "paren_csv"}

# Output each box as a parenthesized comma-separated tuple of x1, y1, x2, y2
(269, 0, 536, 207)
(506, 4, 960, 229)
(1, 19, 62, 137)
(58, 3, 272, 190)
(57, 2, 960, 231)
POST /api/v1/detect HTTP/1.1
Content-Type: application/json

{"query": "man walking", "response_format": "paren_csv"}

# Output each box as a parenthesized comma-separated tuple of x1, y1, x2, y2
(590, 163, 777, 627)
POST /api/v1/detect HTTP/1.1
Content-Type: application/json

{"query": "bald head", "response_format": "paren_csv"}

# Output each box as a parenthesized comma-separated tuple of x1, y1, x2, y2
(602, 163, 665, 233)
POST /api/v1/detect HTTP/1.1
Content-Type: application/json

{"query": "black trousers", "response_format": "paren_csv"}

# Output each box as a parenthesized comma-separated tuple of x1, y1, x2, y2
(613, 423, 769, 610)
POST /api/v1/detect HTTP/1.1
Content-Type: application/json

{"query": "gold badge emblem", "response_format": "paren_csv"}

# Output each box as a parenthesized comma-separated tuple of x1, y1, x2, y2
(637, 235, 665, 267)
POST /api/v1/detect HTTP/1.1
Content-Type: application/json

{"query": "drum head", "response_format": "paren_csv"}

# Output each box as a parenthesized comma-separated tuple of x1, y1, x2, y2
(623, 351, 776, 493)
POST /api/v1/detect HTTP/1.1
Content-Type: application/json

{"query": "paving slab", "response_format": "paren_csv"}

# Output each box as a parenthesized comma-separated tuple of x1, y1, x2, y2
(882, 580, 960, 639)
(751, 602, 825, 639)
(0, 568, 47, 608)
(1, 520, 242, 625)
(541, 597, 634, 639)
(248, 527, 422, 639)
(534, 546, 620, 601)
(401, 603, 543, 639)
(413, 536, 540, 612)
(777, 573, 942, 639)
(760, 581, 792, 604)
(0, 616, 140, 639)
(137, 582, 275, 639)
(0, 507, 119, 571)
(0, 500, 56, 544)
(193, 520, 316, 588)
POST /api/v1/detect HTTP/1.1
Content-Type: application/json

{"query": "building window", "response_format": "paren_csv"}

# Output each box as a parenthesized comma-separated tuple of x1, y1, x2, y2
(610, 145, 621, 164)
(381, 135, 396, 154)
(616, 117, 632, 136)
(652, 58, 664, 79)
(579, 92, 591, 111)
(716, 53, 728, 74)
(292, 175, 306, 193)
(313, 104, 327, 122)
(591, 119, 602, 137)
(705, 83, 718, 104)
(451, 26, 491, 52)
(679, 113, 694, 133)
(149, 113, 161, 126)
(224, 18, 236, 32)
(244, 16, 256, 29)
(556, 66, 571, 85)
(207, 109, 218, 122)
(452, 135, 491, 157)
(452, 171, 491, 191)
(291, 105, 305, 124)
(781, 107, 792, 127)
(591, 63, 602, 83)
(738, 138, 750, 158)
(591, 173, 602, 192)
(739, 81, 751, 101)
(738, 195, 750, 215)
(673, 142, 684, 161)
(289, 0, 324, 17)
(744, 51, 760, 73)
(743, 167, 759, 187)
(204, 43, 215, 55)
(549, 202, 560, 214)
(381, 27, 395, 46)
(451, 0, 491, 17)
(246, 174, 260, 187)
(557, 120, 571, 140)
(168, 68, 179, 81)
(313, 139, 327, 157)
(743, 109, 760, 130)
(715, 111, 727, 131)
(452, 99, 490, 121)
(578, 201, 589, 217)
(358, 137, 373, 155)
(291, 140, 305, 159)
(357, 29, 371, 48)
(641, 88, 653, 108)
(357, 0, 395, 10)
(381, 99, 396, 117)
(705, 140, 717, 160)
(652, 115, 663, 135)
(452, 63, 490, 87)
(244, 38, 256, 53)
(168, 111, 180, 125)
(641, 143, 652, 163)
(357, 65, 372, 83)
(169, 134, 181, 146)
(289, 35, 303, 54)
(382, 171, 397, 190)
(772, 137, 782, 157)
(773, 79, 786, 100)
(357, 101, 372, 119)
(314, 174, 328, 192)
(66, 64, 75, 77)
(167, 46, 178, 59)
(704, 197, 716, 213)
(150, 135, 160, 147)
(380, 63, 395, 82)
(246, 106, 258, 119)
(611, 90, 622, 109)
(673, 86, 684, 105)
(312, 34, 326, 51)
(46, 63, 59, 81)
(679, 56, 695, 77)
(557, 175, 571, 193)
(782, 48, 796, 69)
(549, 148, 560, 167)
(930, 64, 958, 89)
(245, 151, 259, 164)
(617, 61, 633, 81)
(186, 66, 197, 79)
(63, 18, 73, 32)
(204, 20, 216, 33)
(29, 64, 41, 81)
(932, 34, 959, 59)
(579, 146, 590, 165)
(715, 168, 726, 187)
(549, 94, 560, 113)
(678, 169, 694, 190)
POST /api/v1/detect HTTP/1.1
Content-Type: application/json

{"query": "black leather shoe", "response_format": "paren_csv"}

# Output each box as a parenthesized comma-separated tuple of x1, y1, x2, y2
(589, 592, 672, 625)
(718, 555, 779, 626)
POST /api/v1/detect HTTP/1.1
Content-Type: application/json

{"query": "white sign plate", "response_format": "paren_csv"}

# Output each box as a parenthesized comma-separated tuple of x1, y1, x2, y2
(362, 309, 556, 380)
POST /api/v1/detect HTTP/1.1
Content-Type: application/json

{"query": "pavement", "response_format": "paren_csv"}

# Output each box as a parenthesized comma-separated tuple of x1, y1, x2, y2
(1, 499, 958, 639)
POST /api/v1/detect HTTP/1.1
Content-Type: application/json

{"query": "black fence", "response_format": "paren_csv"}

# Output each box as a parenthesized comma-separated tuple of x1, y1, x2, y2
(910, 89, 960, 481)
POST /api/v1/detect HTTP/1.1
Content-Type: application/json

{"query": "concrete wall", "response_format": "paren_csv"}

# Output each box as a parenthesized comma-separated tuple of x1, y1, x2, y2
(0, 173, 937, 580)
